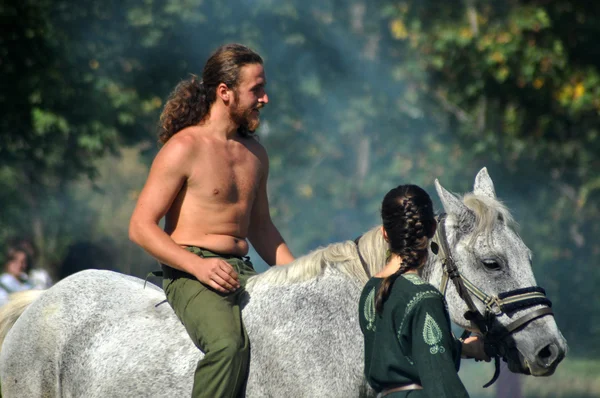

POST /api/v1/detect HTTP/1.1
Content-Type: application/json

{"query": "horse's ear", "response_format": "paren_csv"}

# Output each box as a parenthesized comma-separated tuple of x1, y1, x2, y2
(435, 179, 469, 216)
(473, 167, 496, 199)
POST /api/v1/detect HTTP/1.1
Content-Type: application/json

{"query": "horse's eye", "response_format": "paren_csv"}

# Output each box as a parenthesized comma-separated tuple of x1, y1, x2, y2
(481, 259, 501, 271)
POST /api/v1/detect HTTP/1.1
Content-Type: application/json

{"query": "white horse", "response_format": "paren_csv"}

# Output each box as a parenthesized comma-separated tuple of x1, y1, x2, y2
(0, 168, 567, 397)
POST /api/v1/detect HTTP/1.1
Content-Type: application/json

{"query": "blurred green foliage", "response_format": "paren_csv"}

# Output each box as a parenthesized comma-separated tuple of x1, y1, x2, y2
(1, 0, 599, 362)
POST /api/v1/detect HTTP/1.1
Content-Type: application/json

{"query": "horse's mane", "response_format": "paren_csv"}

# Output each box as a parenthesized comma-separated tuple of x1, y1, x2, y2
(246, 193, 517, 289)
(0, 290, 44, 348)
(246, 225, 388, 289)
(461, 193, 517, 246)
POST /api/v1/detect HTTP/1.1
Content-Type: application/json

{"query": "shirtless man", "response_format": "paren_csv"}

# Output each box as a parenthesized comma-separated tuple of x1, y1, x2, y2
(129, 43, 294, 398)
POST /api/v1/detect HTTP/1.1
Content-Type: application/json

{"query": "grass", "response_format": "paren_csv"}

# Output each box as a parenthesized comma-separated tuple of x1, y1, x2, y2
(459, 357, 600, 398)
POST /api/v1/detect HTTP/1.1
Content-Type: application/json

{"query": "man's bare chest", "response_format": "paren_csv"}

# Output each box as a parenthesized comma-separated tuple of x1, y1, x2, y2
(189, 154, 262, 203)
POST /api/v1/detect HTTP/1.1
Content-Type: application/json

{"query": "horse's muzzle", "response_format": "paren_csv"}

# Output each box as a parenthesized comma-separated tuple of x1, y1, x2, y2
(508, 335, 567, 376)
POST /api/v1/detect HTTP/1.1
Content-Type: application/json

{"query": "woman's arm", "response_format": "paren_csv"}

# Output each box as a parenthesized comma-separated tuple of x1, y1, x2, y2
(409, 296, 470, 398)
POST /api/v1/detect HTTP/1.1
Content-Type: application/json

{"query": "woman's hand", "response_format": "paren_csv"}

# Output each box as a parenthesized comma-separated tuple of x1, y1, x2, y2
(461, 335, 491, 362)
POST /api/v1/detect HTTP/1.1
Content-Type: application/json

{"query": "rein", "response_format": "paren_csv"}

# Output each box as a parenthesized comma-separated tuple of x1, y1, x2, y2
(434, 213, 554, 387)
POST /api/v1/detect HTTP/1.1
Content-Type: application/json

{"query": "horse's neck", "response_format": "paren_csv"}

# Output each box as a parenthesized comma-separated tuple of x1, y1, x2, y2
(421, 237, 472, 331)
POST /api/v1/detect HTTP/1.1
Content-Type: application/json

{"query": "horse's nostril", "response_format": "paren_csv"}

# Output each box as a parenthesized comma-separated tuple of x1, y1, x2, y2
(539, 345, 552, 359)
(536, 343, 558, 368)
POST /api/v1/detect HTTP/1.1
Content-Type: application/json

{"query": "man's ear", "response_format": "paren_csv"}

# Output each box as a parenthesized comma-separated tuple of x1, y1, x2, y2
(217, 83, 231, 102)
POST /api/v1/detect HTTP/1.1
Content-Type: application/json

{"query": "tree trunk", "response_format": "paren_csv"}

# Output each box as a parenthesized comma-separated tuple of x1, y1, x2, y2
(465, 0, 487, 134)
(31, 215, 47, 270)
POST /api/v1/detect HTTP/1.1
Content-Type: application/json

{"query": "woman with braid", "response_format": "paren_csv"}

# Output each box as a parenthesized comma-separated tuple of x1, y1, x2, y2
(359, 185, 489, 397)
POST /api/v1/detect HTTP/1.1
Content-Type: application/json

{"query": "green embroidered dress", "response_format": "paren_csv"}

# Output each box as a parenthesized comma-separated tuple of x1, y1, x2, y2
(359, 273, 469, 397)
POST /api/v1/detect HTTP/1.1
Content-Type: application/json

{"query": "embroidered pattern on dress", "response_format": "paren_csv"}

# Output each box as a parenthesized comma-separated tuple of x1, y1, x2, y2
(403, 274, 426, 285)
(364, 287, 376, 331)
(396, 290, 442, 340)
(423, 313, 446, 354)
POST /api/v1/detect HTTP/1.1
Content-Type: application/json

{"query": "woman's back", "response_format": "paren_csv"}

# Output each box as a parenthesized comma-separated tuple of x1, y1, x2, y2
(359, 273, 469, 397)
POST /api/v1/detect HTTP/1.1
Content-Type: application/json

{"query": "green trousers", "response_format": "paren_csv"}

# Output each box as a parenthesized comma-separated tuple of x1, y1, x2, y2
(162, 247, 257, 398)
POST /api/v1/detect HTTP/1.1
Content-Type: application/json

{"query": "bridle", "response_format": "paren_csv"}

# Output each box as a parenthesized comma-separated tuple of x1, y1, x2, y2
(353, 214, 555, 387)
(434, 213, 554, 387)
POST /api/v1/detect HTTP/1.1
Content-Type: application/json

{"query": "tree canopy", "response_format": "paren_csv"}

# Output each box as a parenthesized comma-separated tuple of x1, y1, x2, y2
(1, 0, 598, 359)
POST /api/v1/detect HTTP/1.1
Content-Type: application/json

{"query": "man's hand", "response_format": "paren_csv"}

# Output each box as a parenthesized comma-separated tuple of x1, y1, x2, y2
(461, 335, 491, 362)
(193, 258, 240, 293)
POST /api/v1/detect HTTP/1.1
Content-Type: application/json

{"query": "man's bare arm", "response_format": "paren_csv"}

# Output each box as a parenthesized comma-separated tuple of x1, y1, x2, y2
(247, 148, 294, 266)
(129, 137, 240, 292)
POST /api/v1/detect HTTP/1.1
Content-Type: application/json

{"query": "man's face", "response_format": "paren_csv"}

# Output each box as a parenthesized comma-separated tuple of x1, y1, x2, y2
(229, 63, 268, 132)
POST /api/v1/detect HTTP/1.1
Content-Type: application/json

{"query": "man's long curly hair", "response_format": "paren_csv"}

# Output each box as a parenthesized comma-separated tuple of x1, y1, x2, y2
(158, 43, 263, 144)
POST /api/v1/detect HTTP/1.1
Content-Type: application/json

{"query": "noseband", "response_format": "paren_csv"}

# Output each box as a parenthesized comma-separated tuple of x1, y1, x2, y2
(434, 213, 554, 387)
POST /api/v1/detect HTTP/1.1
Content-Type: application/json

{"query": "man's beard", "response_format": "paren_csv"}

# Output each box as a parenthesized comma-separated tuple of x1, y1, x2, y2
(230, 97, 261, 133)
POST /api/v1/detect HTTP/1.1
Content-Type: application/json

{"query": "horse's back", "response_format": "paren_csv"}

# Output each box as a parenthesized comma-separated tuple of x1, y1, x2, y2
(0, 269, 197, 397)
(0, 268, 371, 397)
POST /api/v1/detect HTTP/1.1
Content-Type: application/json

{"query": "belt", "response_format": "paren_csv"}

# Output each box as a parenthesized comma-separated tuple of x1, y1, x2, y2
(378, 383, 423, 397)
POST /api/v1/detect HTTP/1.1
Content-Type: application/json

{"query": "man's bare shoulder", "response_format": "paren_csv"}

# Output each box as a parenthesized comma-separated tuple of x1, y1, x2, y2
(159, 127, 208, 157)
(150, 129, 209, 178)
(241, 135, 268, 163)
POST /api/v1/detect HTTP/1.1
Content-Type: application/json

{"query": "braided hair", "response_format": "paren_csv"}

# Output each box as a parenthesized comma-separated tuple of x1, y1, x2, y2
(375, 184, 437, 313)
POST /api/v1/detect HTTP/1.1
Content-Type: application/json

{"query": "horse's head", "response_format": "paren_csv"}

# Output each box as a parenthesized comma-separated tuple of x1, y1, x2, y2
(429, 168, 567, 377)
